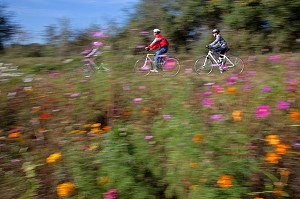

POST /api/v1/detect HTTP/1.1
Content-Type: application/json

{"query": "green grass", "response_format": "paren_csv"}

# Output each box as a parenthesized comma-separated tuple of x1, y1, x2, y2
(0, 52, 299, 199)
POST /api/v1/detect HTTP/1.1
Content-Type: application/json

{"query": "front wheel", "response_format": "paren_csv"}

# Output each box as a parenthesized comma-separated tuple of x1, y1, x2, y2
(134, 58, 152, 76)
(94, 54, 110, 71)
(226, 56, 245, 74)
(194, 56, 213, 75)
(161, 57, 181, 76)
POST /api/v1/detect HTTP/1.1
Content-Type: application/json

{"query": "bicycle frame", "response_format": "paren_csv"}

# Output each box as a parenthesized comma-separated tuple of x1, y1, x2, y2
(205, 50, 234, 69)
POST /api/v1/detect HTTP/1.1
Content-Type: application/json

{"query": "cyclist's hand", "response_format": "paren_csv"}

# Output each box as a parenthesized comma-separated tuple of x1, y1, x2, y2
(145, 47, 150, 51)
(206, 45, 210, 49)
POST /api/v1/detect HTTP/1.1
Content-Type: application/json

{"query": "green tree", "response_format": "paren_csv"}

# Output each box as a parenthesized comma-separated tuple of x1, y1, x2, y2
(0, 4, 20, 51)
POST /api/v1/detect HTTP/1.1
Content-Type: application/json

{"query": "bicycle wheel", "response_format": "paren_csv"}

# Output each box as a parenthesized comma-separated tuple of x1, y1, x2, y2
(80, 64, 95, 77)
(161, 57, 181, 76)
(94, 55, 110, 71)
(134, 58, 152, 76)
(194, 56, 213, 75)
(226, 56, 245, 74)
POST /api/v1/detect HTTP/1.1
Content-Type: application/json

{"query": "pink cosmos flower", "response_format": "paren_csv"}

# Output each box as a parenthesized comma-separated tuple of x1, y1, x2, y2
(144, 136, 154, 140)
(71, 92, 80, 97)
(210, 114, 224, 121)
(241, 85, 252, 92)
(226, 76, 238, 85)
(276, 101, 290, 109)
(212, 85, 224, 92)
(256, 105, 271, 118)
(133, 98, 143, 104)
(138, 86, 146, 90)
(246, 71, 256, 76)
(90, 32, 108, 38)
(104, 189, 118, 199)
(163, 114, 172, 119)
(204, 82, 215, 86)
(269, 55, 281, 61)
(203, 91, 213, 96)
(202, 98, 214, 107)
(261, 86, 272, 92)
(287, 61, 297, 66)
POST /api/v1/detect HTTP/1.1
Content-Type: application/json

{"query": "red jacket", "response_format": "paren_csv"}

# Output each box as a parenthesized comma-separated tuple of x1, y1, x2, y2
(147, 34, 169, 50)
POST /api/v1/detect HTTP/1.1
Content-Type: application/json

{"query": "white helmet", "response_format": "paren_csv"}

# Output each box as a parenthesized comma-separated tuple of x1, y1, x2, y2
(153, 29, 161, 34)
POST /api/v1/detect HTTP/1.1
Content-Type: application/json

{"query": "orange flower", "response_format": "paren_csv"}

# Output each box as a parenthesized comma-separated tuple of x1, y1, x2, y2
(8, 132, 20, 138)
(217, 175, 233, 188)
(265, 152, 281, 164)
(265, 135, 280, 145)
(232, 110, 242, 121)
(274, 187, 283, 196)
(123, 110, 132, 116)
(279, 169, 290, 177)
(227, 87, 237, 94)
(102, 126, 112, 132)
(192, 134, 203, 143)
(290, 111, 300, 121)
(141, 108, 149, 113)
(275, 144, 290, 155)
(57, 182, 75, 197)
(190, 162, 199, 168)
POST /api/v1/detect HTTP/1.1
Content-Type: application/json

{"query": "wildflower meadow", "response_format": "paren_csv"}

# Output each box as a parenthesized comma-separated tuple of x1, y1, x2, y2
(0, 52, 299, 199)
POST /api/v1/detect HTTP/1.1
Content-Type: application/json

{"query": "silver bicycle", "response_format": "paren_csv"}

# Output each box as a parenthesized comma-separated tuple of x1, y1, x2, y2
(194, 46, 245, 75)
(134, 53, 181, 76)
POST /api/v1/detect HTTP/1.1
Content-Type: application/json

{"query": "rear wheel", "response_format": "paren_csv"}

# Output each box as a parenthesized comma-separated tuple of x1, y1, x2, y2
(80, 64, 94, 77)
(161, 57, 181, 76)
(134, 58, 151, 76)
(194, 56, 213, 75)
(226, 56, 245, 74)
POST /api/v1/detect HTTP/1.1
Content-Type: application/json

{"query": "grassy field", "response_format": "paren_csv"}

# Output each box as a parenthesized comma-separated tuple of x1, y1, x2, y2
(0, 52, 299, 199)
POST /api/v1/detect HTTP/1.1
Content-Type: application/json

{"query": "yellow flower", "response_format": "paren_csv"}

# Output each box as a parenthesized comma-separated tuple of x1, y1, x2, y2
(83, 124, 92, 128)
(97, 176, 109, 185)
(265, 152, 281, 164)
(217, 175, 233, 188)
(227, 87, 237, 94)
(46, 153, 62, 163)
(265, 135, 280, 145)
(232, 110, 242, 121)
(89, 145, 98, 149)
(91, 123, 101, 128)
(189, 185, 200, 190)
(192, 134, 203, 143)
(57, 182, 75, 197)
(91, 128, 103, 134)
(275, 144, 290, 155)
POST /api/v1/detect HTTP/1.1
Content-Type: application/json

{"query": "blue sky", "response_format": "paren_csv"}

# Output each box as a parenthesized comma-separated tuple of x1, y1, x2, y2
(3, 0, 139, 43)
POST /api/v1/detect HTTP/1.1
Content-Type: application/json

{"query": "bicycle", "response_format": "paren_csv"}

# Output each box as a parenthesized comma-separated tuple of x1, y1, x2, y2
(194, 46, 245, 75)
(80, 49, 110, 77)
(134, 53, 181, 76)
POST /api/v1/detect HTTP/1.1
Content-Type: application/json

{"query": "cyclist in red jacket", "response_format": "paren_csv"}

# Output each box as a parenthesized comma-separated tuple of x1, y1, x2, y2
(145, 29, 169, 72)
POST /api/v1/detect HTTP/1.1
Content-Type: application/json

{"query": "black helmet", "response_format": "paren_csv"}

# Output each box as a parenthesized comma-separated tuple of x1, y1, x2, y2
(212, 29, 220, 34)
